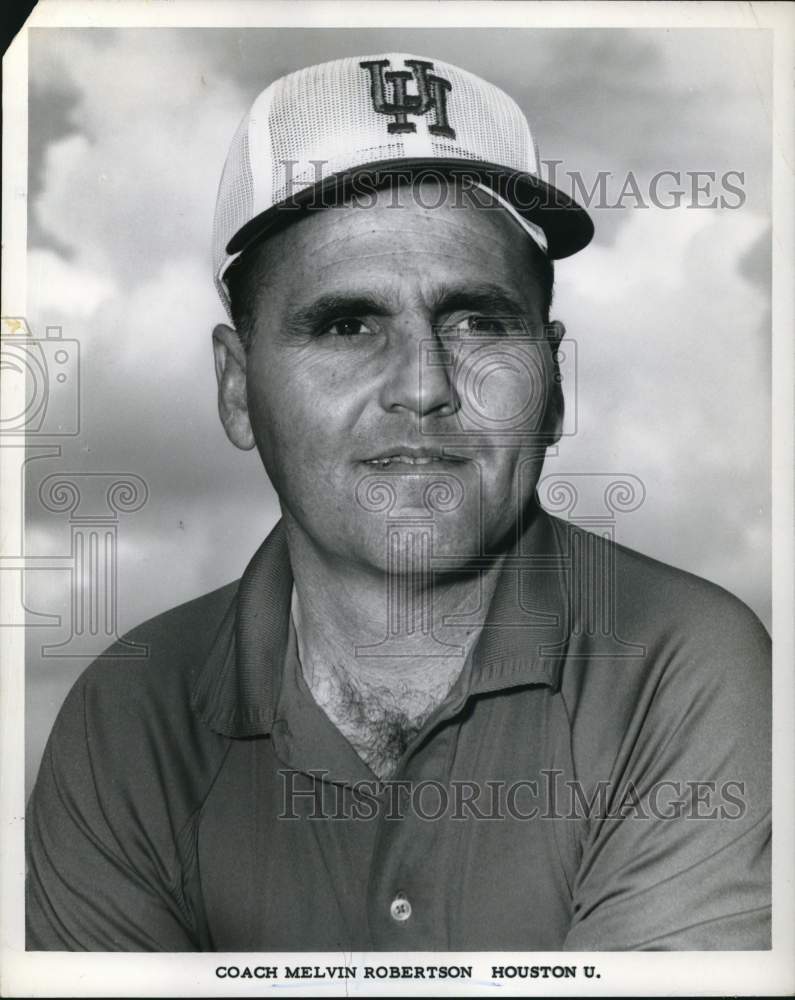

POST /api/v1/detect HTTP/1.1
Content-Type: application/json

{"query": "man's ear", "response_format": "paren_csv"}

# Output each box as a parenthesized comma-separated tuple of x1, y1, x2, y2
(545, 319, 566, 444)
(547, 319, 565, 352)
(212, 323, 256, 451)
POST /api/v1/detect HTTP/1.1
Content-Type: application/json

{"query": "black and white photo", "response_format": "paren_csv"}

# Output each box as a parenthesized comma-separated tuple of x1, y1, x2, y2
(2, 2, 793, 996)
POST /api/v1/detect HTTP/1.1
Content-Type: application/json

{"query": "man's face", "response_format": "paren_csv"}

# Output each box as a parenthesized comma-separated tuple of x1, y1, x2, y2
(216, 180, 561, 573)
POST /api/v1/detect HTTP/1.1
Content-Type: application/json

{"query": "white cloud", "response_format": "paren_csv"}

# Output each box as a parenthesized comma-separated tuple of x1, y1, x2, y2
(31, 30, 246, 293)
(27, 245, 117, 319)
(551, 203, 770, 614)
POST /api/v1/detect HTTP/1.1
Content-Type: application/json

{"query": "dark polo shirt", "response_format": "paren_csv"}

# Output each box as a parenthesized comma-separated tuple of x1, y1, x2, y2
(26, 508, 771, 951)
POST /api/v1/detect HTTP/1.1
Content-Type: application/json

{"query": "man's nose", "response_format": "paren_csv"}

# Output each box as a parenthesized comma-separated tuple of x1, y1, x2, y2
(378, 320, 460, 419)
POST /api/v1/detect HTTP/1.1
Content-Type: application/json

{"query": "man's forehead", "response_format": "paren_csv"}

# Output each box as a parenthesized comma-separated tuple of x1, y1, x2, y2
(250, 218, 547, 327)
(224, 176, 554, 327)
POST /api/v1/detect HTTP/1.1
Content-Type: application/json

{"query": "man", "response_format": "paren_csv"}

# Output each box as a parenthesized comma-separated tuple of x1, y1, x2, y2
(26, 53, 770, 951)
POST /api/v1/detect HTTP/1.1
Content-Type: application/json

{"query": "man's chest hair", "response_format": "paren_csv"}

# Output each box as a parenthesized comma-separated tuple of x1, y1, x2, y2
(309, 663, 457, 781)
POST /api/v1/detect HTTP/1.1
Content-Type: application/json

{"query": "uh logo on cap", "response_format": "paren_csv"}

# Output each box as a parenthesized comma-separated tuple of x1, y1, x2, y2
(360, 58, 457, 140)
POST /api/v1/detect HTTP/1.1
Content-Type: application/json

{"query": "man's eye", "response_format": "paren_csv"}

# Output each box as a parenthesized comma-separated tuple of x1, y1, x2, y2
(323, 318, 373, 338)
(445, 314, 512, 337)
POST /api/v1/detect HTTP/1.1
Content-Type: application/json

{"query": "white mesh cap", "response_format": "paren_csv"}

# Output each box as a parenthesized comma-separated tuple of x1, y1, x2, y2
(212, 53, 593, 312)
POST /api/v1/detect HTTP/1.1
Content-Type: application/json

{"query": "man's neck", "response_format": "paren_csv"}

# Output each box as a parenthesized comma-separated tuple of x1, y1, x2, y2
(283, 518, 505, 779)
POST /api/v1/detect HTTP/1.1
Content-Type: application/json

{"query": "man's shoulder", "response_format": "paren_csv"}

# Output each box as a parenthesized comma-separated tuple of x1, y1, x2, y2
(37, 581, 242, 820)
(549, 516, 770, 730)
(614, 530, 769, 657)
(72, 579, 240, 724)
(28, 580, 245, 940)
(552, 514, 770, 653)
(121, 578, 239, 652)
(550, 518, 771, 795)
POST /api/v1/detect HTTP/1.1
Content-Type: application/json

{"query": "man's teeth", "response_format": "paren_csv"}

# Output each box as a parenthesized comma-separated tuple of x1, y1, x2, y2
(365, 455, 444, 466)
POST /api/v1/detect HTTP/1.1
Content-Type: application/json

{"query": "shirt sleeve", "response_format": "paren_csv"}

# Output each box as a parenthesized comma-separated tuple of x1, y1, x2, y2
(562, 597, 771, 951)
(26, 672, 199, 951)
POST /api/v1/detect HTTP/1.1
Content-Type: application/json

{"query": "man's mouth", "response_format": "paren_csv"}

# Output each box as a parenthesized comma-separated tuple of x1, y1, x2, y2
(362, 448, 468, 467)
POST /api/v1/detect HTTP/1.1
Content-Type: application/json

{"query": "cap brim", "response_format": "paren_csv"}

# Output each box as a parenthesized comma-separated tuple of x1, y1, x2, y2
(226, 158, 593, 264)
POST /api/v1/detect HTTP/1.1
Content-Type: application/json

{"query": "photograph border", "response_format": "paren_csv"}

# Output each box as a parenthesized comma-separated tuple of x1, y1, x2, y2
(2, 1, 793, 996)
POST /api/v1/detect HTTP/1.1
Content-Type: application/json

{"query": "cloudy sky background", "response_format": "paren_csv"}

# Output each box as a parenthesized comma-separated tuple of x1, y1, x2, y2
(23, 27, 772, 791)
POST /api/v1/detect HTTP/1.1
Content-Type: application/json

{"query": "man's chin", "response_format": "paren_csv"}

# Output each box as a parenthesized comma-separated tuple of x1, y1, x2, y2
(347, 510, 508, 577)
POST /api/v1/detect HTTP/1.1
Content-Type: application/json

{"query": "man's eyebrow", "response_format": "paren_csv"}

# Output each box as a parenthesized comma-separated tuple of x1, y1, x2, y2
(429, 282, 528, 320)
(286, 292, 396, 334)
(284, 283, 531, 336)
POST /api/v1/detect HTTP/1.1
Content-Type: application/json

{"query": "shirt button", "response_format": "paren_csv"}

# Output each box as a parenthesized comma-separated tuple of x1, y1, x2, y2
(390, 895, 412, 922)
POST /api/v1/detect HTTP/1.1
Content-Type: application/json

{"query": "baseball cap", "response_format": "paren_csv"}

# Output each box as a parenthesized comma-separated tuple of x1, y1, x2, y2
(212, 52, 594, 312)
